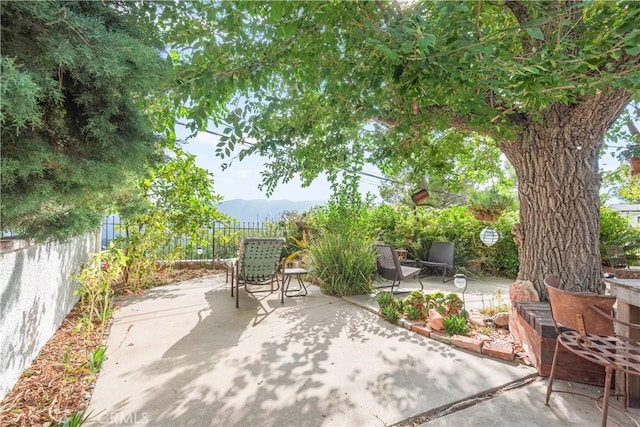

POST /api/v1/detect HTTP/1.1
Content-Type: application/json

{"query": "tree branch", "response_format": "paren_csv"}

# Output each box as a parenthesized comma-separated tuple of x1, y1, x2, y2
(504, 0, 531, 26)
(475, 0, 482, 40)
(371, 117, 400, 128)
(504, 1, 535, 53)
(627, 113, 640, 145)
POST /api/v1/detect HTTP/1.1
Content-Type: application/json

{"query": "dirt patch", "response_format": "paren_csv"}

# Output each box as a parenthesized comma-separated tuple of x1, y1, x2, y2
(0, 268, 222, 426)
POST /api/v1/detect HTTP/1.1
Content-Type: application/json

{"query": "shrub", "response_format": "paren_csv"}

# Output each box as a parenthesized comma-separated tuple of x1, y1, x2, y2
(409, 206, 519, 278)
(443, 314, 471, 336)
(366, 202, 522, 278)
(73, 245, 126, 334)
(402, 290, 429, 320)
(369, 203, 416, 249)
(600, 205, 640, 264)
(424, 291, 464, 317)
(307, 187, 378, 295)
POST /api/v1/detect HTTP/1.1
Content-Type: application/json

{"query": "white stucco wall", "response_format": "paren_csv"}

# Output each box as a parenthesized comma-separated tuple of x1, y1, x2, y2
(0, 232, 100, 400)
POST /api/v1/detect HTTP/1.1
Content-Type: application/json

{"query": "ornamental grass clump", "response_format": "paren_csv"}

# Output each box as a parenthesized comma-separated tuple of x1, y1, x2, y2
(308, 232, 376, 296)
(479, 288, 511, 317)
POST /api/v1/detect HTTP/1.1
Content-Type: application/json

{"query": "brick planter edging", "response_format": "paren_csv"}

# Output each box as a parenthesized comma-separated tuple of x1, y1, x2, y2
(411, 319, 515, 361)
(393, 312, 514, 362)
(343, 295, 516, 363)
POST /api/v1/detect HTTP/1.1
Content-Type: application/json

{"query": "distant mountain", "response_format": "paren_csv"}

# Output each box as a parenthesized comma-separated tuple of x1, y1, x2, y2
(217, 199, 324, 223)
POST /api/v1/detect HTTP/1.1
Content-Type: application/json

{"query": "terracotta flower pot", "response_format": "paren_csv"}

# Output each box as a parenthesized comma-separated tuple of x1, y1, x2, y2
(472, 211, 496, 222)
(629, 157, 640, 176)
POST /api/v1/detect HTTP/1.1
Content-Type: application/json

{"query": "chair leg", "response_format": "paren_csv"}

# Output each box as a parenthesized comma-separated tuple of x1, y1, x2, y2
(235, 277, 239, 309)
(622, 371, 628, 411)
(417, 276, 424, 291)
(601, 366, 613, 427)
(391, 275, 399, 294)
(545, 339, 562, 405)
(235, 263, 240, 308)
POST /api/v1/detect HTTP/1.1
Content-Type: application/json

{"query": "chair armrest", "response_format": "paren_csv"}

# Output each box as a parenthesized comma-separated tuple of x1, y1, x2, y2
(590, 304, 640, 331)
(613, 316, 640, 331)
(400, 258, 418, 267)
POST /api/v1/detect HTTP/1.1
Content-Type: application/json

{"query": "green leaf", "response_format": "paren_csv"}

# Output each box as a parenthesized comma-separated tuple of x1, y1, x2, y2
(625, 46, 640, 56)
(417, 34, 436, 53)
(270, 3, 285, 21)
(526, 27, 545, 41)
(400, 40, 414, 54)
(374, 45, 399, 61)
(169, 49, 180, 62)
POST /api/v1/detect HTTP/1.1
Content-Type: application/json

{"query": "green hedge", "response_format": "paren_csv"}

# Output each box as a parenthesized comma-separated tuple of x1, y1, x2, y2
(286, 201, 640, 286)
(369, 204, 520, 278)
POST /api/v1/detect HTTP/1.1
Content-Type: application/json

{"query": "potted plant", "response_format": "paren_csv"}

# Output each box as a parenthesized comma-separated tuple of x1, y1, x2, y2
(615, 143, 640, 176)
(468, 188, 514, 222)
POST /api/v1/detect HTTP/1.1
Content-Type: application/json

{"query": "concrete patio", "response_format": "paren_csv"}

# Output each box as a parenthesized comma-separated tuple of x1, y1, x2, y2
(85, 273, 639, 426)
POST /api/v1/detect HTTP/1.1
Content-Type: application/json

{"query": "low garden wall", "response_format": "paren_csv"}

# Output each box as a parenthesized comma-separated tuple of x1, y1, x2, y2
(0, 232, 99, 401)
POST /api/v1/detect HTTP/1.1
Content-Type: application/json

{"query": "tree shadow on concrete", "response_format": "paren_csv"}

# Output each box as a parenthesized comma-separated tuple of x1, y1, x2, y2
(90, 278, 532, 427)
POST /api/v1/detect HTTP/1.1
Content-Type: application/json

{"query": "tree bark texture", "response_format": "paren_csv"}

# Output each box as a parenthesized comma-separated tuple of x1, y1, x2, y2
(501, 90, 630, 298)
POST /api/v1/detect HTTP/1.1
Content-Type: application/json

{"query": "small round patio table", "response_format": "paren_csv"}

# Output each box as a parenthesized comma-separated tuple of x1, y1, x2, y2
(282, 268, 308, 297)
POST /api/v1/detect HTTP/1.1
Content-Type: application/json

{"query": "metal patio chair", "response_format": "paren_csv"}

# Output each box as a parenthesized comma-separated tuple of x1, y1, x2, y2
(544, 277, 640, 427)
(233, 237, 286, 308)
(605, 245, 640, 279)
(375, 243, 423, 294)
(419, 242, 455, 282)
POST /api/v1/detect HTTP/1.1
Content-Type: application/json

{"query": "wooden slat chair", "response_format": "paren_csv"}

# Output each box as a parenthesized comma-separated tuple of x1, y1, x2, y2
(544, 277, 640, 427)
(375, 243, 423, 294)
(233, 237, 286, 309)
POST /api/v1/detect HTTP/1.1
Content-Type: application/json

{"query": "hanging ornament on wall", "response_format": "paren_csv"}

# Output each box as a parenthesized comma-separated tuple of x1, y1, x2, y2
(480, 226, 500, 247)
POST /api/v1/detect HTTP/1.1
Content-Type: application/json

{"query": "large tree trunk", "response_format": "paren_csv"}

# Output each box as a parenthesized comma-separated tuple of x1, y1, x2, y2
(501, 90, 630, 298)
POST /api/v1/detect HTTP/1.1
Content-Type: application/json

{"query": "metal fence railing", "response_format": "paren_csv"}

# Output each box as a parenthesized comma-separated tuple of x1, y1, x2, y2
(101, 215, 285, 261)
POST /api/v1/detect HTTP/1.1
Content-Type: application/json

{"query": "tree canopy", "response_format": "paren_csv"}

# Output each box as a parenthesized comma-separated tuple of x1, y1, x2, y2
(162, 0, 640, 294)
(164, 1, 638, 188)
(0, 0, 170, 240)
(3, 0, 639, 292)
